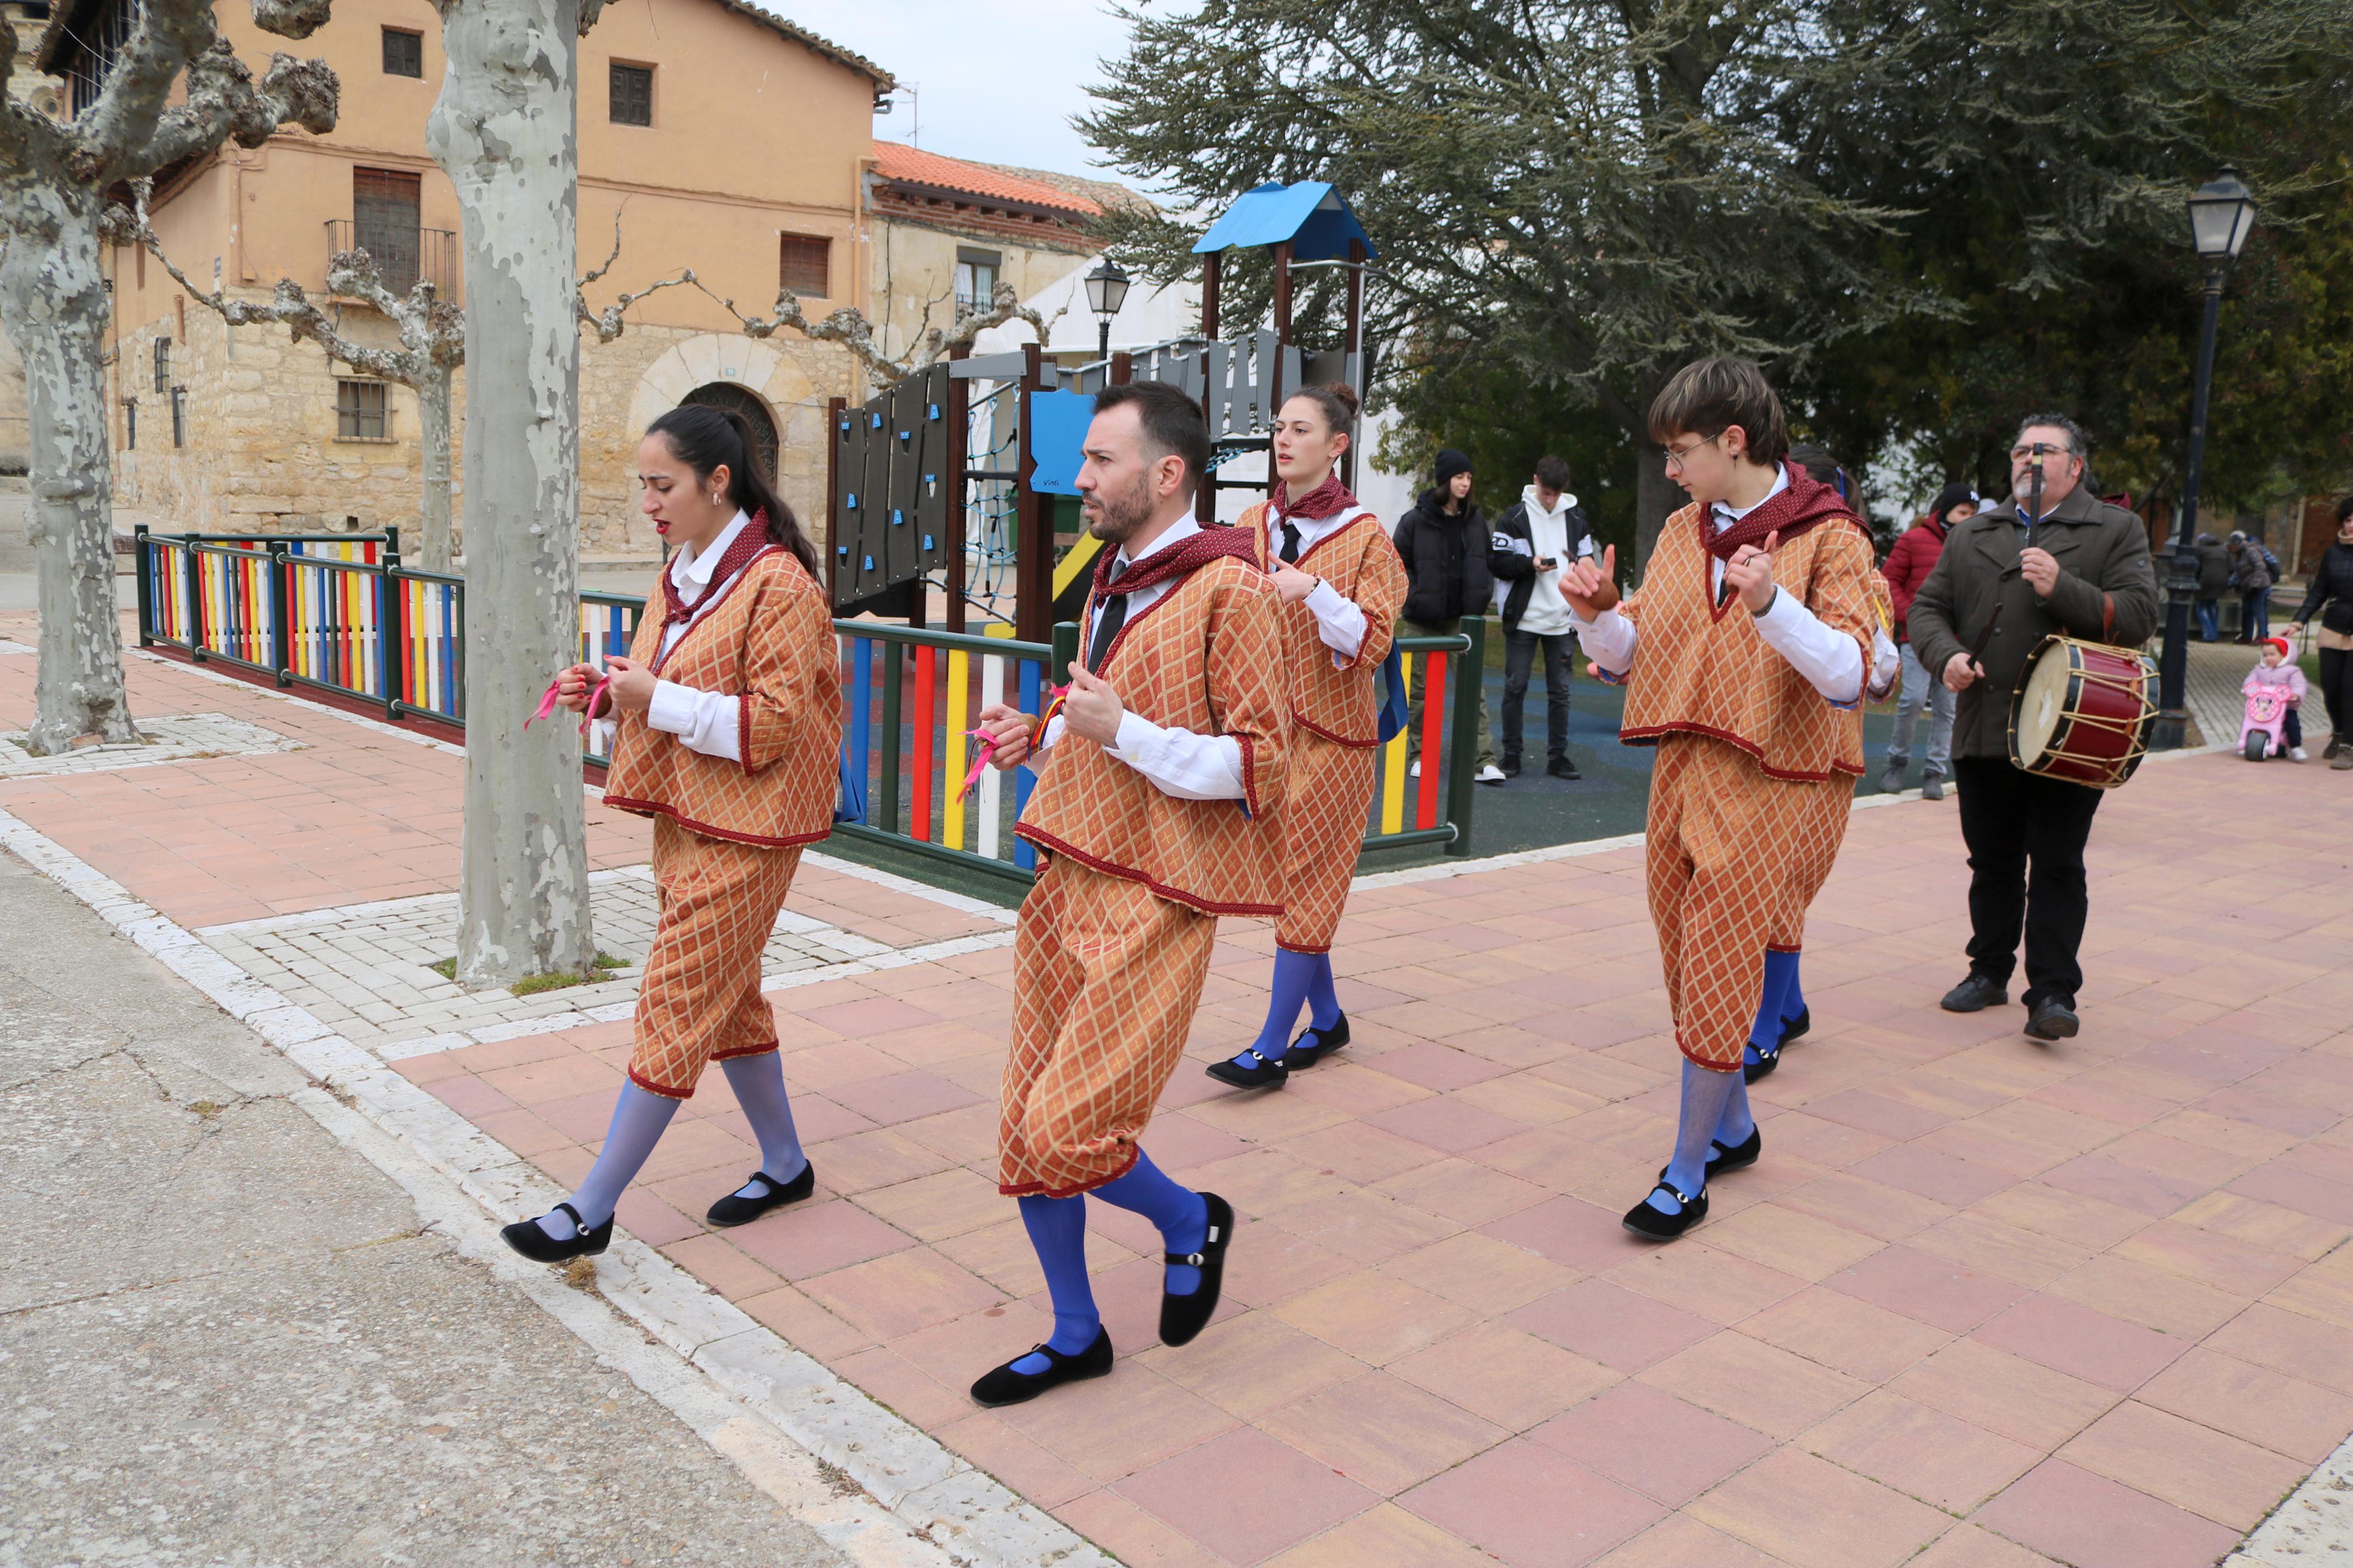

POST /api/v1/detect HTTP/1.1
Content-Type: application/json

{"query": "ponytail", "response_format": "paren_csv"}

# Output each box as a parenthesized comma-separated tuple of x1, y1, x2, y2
(644, 403, 822, 581)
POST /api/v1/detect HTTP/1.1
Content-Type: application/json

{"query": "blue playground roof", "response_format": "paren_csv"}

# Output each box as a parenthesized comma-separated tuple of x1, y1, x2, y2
(1190, 182, 1378, 262)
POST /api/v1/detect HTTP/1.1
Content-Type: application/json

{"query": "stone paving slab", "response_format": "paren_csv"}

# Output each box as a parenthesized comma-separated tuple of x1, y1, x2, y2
(391, 748, 2353, 1568)
(0, 710, 302, 778)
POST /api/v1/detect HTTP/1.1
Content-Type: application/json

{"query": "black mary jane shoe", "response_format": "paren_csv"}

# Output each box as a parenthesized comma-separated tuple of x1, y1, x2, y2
(706, 1160, 817, 1228)
(1282, 1014, 1350, 1070)
(1705, 1126, 1762, 1179)
(970, 1327, 1115, 1408)
(1159, 1193, 1235, 1347)
(1206, 1048, 1291, 1090)
(1622, 1176, 1709, 1242)
(1779, 1007, 1811, 1048)
(501, 1201, 612, 1264)
(1742, 1041, 1781, 1085)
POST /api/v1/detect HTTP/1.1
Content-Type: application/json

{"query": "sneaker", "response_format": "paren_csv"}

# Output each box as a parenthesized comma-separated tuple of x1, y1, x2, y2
(1547, 756, 1581, 780)
(2291, 746, 2308, 762)
(1408, 760, 1421, 778)
(1921, 775, 1946, 801)
(1940, 973, 2008, 1013)
(2326, 735, 2343, 760)
(1475, 764, 1507, 784)
(2335, 750, 2353, 770)
(1879, 761, 1906, 793)
(1500, 753, 1524, 777)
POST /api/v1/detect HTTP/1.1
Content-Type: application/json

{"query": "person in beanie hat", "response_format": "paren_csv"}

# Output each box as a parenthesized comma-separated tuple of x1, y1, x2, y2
(1880, 481, 1977, 797)
(1393, 449, 1503, 780)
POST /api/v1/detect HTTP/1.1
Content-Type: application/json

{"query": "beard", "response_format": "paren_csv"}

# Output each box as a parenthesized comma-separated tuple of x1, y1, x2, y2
(1083, 471, 1156, 546)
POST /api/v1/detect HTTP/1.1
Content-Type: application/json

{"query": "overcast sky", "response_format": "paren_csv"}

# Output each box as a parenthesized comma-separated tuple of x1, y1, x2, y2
(782, 0, 1137, 180)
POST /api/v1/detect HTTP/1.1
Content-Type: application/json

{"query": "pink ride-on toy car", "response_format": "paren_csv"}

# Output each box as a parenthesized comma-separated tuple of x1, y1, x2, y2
(2241, 685, 2291, 760)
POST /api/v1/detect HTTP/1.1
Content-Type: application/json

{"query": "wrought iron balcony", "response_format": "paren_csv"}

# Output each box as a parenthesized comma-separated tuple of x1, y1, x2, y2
(324, 221, 459, 300)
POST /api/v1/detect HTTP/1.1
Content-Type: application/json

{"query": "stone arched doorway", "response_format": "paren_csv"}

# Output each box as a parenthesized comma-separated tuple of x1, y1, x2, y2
(680, 382, 779, 485)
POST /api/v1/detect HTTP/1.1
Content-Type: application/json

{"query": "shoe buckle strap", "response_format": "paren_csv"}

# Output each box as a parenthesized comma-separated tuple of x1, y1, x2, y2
(1166, 1251, 1205, 1268)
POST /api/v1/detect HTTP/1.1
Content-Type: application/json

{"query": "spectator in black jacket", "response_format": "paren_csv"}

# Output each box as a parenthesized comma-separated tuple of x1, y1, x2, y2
(2286, 496, 2353, 767)
(1393, 449, 1502, 780)
(2194, 533, 2231, 642)
(1488, 454, 1594, 778)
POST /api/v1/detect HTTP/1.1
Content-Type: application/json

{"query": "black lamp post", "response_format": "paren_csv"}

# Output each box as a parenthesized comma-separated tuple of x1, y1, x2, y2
(2153, 167, 2258, 750)
(1084, 257, 1130, 362)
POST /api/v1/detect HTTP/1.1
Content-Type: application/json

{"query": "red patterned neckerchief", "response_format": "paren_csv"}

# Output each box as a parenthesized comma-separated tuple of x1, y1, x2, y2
(661, 510, 772, 632)
(1091, 520, 1262, 599)
(1703, 464, 1862, 562)
(1270, 473, 1357, 524)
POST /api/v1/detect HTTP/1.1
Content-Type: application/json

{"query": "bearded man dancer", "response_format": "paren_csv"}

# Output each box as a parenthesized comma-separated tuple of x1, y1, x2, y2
(966, 382, 1290, 1403)
(1563, 357, 1875, 1240)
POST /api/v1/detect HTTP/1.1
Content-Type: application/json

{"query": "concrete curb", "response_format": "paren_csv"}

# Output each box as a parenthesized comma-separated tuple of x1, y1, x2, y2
(0, 803, 1117, 1568)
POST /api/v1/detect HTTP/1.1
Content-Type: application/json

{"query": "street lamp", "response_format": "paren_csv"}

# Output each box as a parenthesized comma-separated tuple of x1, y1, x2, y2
(2153, 167, 2258, 749)
(1084, 257, 1130, 362)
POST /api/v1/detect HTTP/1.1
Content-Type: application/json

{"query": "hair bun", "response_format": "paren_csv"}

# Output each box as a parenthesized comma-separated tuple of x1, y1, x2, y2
(1318, 382, 1360, 422)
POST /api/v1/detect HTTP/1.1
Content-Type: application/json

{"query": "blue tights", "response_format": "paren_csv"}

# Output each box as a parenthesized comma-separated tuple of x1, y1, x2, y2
(1227, 948, 1342, 1069)
(1742, 950, 1802, 1070)
(1010, 1149, 1208, 1374)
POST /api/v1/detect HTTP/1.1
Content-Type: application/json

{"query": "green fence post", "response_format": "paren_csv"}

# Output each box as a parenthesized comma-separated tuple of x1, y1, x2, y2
(184, 538, 205, 662)
(133, 524, 152, 647)
(268, 547, 292, 686)
(1050, 620, 1080, 692)
(1444, 618, 1483, 856)
(378, 548, 403, 718)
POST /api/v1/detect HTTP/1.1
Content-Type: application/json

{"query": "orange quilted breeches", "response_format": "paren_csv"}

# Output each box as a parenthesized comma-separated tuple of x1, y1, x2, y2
(627, 815, 801, 1098)
(1275, 729, 1376, 953)
(1646, 734, 1850, 1071)
(998, 857, 1216, 1197)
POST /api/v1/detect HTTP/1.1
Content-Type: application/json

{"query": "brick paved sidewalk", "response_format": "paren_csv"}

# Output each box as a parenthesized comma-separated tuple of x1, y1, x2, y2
(9, 609, 2353, 1568)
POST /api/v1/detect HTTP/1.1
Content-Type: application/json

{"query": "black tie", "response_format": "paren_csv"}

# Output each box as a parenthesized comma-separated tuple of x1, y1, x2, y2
(1088, 559, 1129, 674)
(1280, 521, 1302, 563)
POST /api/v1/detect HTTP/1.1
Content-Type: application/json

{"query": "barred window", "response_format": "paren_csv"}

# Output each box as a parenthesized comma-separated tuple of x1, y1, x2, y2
(152, 337, 171, 394)
(610, 63, 652, 126)
(123, 398, 136, 450)
(169, 387, 185, 448)
(382, 28, 423, 77)
(779, 233, 829, 297)
(336, 379, 389, 442)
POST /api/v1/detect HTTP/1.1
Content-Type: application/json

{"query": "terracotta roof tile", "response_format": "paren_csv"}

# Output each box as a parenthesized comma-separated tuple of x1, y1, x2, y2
(869, 141, 1102, 216)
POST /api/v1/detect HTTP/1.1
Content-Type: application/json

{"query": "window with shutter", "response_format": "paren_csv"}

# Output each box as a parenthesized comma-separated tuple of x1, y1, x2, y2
(611, 63, 653, 126)
(352, 168, 424, 294)
(779, 234, 829, 297)
(382, 28, 423, 77)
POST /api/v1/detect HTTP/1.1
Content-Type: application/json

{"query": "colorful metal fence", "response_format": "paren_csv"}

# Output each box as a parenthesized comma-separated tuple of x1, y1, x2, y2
(136, 527, 1485, 884)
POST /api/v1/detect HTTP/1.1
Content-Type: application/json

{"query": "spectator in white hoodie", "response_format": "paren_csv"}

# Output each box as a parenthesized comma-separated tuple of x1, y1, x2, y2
(1489, 454, 1596, 779)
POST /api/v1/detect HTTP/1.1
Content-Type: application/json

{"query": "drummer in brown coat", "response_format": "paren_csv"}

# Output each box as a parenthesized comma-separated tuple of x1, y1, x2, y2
(1906, 413, 2159, 1043)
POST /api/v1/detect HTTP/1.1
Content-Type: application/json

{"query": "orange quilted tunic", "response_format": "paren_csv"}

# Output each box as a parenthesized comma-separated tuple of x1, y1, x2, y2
(1238, 504, 1409, 745)
(1619, 504, 1875, 781)
(603, 549, 843, 847)
(1015, 553, 1290, 917)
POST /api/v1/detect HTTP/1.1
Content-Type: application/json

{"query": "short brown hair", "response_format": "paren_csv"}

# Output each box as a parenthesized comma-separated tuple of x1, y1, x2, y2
(1095, 381, 1212, 486)
(1648, 357, 1788, 467)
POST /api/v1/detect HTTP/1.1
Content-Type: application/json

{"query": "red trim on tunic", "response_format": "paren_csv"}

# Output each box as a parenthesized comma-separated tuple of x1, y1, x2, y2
(602, 794, 834, 849)
(1275, 939, 1334, 955)
(737, 691, 757, 775)
(1013, 823, 1284, 917)
(1293, 711, 1381, 749)
(998, 1144, 1142, 1199)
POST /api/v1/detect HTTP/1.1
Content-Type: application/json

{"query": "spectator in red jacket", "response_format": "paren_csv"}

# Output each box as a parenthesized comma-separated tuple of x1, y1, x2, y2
(1881, 482, 1978, 798)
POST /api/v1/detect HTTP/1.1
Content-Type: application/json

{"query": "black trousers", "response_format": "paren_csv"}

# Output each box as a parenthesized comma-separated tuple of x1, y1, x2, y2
(1502, 628, 1575, 761)
(2320, 646, 2351, 741)
(1953, 758, 2104, 1008)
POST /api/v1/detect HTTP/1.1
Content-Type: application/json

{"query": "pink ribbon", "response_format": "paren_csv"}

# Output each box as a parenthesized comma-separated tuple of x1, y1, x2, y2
(527, 672, 610, 736)
(952, 686, 1067, 803)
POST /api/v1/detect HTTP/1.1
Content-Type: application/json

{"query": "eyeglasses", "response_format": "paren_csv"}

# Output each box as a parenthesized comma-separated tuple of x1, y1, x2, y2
(2008, 443, 2077, 463)
(1663, 432, 1723, 470)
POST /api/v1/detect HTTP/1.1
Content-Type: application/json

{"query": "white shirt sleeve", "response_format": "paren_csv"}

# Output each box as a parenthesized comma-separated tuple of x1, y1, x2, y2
(1569, 606, 1639, 675)
(1105, 710, 1247, 800)
(647, 678, 743, 763)
(1301, 577, 1368, 663)
(1754, 589, 1865, 703)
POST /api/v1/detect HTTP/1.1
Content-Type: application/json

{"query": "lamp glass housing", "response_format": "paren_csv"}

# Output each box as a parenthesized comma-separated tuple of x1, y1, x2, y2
(1084, 258, 1130, 319)
(2187, 169, 2256, 261)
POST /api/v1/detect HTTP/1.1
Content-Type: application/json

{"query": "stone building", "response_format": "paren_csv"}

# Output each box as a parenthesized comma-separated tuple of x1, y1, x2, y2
(43, 0, 893, 558)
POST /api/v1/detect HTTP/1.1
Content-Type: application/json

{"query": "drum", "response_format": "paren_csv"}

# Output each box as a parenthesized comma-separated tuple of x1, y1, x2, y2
(2008, 634, 2157, 788)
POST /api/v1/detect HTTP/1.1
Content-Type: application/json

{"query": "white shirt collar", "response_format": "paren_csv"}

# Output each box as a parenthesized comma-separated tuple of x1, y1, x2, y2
(1710, 465, 1789, 532)
(1115, 511, 1200, 571)
(670, 510, 754, 590)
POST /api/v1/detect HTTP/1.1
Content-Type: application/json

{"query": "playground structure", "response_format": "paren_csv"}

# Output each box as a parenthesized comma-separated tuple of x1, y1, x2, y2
(128, 184, 1485, 892)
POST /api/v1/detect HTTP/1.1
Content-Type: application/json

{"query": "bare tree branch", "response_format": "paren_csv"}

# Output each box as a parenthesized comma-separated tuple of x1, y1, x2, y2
(575, 268, 701, 344)
(136, 45, 337, 178)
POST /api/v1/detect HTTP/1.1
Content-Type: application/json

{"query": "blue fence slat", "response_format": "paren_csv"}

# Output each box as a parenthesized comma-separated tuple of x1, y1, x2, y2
(1013, 656, 1040, 871)
(850, 637, 872, 803)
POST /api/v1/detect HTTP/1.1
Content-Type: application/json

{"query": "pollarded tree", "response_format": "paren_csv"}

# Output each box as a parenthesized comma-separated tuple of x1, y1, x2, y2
(425, 0, 600, 988)
(0, 0, 336, 755)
